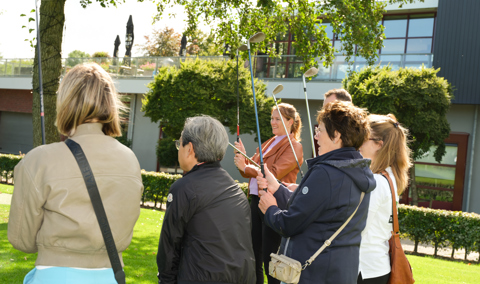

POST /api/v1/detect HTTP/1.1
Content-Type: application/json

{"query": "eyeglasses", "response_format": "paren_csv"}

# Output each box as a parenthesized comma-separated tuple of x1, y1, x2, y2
(314, 126, 320, 134)
(175, 140, 180, 150)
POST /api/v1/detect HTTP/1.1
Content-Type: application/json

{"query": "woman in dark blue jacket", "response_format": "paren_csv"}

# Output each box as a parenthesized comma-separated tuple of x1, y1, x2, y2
(257, 101, 376, 284)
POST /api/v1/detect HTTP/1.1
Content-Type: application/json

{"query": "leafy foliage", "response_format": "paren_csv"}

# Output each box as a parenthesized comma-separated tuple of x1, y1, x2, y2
(343, 65, 452, 162)
(0, 154, 24, 183)
(92, 51, 110, 57)
(153, 0, 423, 70)
(399, 204, 480, 259)
(142, 58, 275, 142)
(137, 27, 182, 57)
(137, 27, 222, 57)
(66, 50, 91, 67)
(156, 137, 178, 170)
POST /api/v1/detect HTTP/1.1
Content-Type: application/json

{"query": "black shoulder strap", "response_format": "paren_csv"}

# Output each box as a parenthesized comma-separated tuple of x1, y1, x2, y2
(65, 139, 126, 284)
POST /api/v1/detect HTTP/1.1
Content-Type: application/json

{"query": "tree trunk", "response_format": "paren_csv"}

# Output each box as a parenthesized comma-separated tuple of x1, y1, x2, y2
(414, 239, 419, 253)
(32, 0, 66, 147)
(410, 164, 419, 206)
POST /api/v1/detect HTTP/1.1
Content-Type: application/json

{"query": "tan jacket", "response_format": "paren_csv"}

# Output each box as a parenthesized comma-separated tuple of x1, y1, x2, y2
(239, 134, 303, 189)
(8, 123, 144, 268)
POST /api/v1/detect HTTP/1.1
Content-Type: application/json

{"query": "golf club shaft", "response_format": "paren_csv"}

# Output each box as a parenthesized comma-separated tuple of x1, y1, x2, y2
(236, 50, 240, 142)
(247, 42, 266, 190)
(35, 0, 46, 145)
(272, 95, 304, 178)
(303, 75, 315, 157)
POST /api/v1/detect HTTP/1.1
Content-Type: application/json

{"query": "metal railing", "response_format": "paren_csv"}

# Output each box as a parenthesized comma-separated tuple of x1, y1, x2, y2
(0, 53, 433, 80)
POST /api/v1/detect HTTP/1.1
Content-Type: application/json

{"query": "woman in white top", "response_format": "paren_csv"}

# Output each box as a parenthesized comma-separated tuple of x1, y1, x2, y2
(357, 114, 412, 284)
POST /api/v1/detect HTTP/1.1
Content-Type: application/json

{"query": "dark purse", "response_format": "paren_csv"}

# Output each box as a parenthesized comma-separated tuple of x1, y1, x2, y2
(65, 139, 126, 284)
(381, 171, 414, 284)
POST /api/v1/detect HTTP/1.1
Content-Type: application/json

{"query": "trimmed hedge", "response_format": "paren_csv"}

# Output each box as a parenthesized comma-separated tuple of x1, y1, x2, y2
(399, 204, 480, 260)
(2, 153, 479, 260)
(140, 169, 250, 207)
(0, 153, 23, 183)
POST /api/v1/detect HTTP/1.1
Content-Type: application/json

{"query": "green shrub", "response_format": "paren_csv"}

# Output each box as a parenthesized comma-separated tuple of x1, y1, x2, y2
(399, 204, 480, 260)
(0, 154, 23, 183)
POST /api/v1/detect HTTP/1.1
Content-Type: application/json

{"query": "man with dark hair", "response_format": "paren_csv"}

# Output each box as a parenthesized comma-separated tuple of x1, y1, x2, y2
(323, 88, 352, 106)
(156, 115, 256, 284)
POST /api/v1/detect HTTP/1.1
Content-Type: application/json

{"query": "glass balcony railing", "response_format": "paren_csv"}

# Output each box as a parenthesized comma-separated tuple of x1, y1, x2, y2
(0, 53, 433, 81)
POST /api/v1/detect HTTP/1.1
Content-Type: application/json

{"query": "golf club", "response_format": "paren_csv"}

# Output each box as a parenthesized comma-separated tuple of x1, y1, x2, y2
(271, 84, 304, 178)
(236, 48, 240, 142)
(243, 32, 267, 190)
(302, 67, 319, 157)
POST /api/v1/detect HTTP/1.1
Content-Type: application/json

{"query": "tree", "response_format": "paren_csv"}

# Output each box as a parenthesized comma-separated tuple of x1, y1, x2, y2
(33, 0, 421, 146)
(137, 27, 182, 57)
(66, 50, 90, 67)
(142, 58, 275, 145)
(154, 0, 422, 69)
(343, 65, 452, 205)
(186, 30, 223, 56)
(32, 0, 143, 147)
(156, 137, 179, 173)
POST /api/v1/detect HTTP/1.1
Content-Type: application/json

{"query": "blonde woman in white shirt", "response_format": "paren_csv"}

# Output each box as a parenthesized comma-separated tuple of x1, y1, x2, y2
(357, 114, 412, 284)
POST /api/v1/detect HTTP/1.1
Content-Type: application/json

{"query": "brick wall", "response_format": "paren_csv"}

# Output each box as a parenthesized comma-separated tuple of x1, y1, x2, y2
(0, 89, 33, 113)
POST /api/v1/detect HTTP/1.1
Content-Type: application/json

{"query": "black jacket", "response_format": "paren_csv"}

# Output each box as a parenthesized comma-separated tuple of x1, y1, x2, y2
(265, 147, 376, 284)
(157, 162, 256, 284)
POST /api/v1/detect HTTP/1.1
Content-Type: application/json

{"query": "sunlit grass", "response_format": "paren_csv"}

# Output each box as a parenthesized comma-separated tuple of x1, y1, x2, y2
(0, 184, 14, 194)
(2, 203, 479, 283)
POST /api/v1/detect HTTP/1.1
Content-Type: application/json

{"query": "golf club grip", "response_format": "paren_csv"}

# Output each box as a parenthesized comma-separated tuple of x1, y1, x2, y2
(237, 125, 240, 142)
(260, 162, 268, 192)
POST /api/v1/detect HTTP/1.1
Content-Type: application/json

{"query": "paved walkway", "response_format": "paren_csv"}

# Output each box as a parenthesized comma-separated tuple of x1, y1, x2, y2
(1, 192, 478, 262)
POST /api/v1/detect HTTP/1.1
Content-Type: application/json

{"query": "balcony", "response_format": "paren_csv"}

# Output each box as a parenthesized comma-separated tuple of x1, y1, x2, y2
(0, 54, 433, 81)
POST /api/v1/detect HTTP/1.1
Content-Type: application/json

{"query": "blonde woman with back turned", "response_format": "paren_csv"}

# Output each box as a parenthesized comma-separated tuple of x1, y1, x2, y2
(357, 114, 412, 284)
(8, 63, 144, 284)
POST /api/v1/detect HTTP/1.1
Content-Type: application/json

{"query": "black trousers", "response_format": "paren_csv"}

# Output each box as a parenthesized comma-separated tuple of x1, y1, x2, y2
(357, 272, 390, 284)
(250, 195, 282, 284)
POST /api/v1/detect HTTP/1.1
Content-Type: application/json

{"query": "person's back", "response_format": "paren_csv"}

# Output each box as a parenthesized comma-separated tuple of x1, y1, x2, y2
(8, 63, 144, 284)
(157, 115, 255, 284)
(9, 123, 142, 267)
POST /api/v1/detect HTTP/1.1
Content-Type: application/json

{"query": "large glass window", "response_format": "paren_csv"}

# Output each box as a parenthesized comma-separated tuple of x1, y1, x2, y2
(265, 13, 436, 79)
(380, 13, 435, 54)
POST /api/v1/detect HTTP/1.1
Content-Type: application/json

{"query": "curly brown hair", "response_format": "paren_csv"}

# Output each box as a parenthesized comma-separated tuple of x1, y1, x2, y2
(317, 101, 370, 150)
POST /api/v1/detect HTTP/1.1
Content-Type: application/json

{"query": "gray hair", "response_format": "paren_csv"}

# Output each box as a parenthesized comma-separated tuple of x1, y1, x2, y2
(181, 115, 229, 162)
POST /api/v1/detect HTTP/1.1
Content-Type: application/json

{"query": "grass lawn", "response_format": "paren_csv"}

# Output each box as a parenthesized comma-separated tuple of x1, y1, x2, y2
(0, 184, 14, 194)
(1, 203, 479, 283)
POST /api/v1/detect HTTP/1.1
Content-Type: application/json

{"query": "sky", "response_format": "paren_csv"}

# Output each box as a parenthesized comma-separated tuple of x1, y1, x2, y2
(0, 0, 205, 59)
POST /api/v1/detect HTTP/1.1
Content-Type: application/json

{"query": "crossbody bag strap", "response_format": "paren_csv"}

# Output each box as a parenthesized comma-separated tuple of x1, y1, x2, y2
(381, 171, 399, 233)
(302, 191, 365, 270)
(65, 139, 126, 284)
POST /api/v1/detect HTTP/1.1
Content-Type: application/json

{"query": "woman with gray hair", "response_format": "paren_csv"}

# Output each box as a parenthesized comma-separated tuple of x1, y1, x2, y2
(157, 115, 256, 284)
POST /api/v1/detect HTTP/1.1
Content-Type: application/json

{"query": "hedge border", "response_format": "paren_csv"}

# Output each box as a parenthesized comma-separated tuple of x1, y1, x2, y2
(2, 153, 479, 261)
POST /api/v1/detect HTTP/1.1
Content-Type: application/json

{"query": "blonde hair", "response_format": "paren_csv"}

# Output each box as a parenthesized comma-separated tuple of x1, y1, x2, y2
(272, 103, 302, 141)
(368, 114, 412, 195)
(56, 63, 125, 137)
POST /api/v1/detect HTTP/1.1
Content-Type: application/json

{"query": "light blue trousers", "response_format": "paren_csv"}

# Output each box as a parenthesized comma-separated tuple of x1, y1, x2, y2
(24, 267, 117, 284)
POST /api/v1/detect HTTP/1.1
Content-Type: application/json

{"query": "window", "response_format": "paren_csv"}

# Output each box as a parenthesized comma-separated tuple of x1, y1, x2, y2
(402, 133, 469, 211)
(381, 13, 435, 54)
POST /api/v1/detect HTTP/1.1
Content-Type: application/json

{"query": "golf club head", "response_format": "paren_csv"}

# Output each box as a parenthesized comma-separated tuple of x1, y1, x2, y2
(304, 67, 319, 78)
(273, 84, 284, 95)
(249, 32, 266, 43)
(238, 44, 248, 51)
